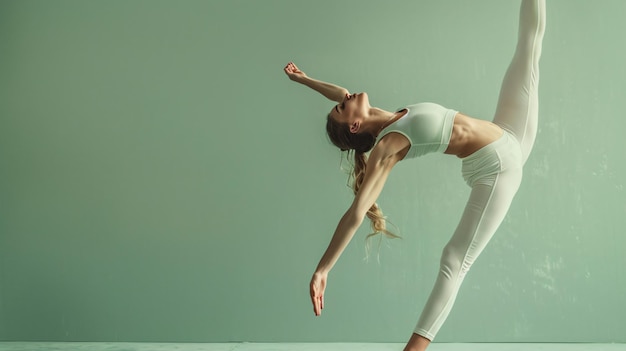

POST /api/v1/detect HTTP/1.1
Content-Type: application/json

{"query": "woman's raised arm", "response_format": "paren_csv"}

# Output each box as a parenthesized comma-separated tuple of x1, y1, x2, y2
(284, 62, 349, 103)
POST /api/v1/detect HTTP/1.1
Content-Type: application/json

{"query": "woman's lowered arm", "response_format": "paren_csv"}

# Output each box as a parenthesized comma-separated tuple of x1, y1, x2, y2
(310, 141, 402, 316)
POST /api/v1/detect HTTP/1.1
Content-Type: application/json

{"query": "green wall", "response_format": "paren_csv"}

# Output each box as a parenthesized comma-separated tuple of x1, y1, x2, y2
(1, 0, 625, 343)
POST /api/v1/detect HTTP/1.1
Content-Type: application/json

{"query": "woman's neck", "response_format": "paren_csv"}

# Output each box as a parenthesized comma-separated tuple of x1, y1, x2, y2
(364, 107, 403, 136)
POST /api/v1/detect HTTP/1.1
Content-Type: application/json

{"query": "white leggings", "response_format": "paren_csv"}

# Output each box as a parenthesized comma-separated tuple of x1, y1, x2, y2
(414, 0, 546, 341)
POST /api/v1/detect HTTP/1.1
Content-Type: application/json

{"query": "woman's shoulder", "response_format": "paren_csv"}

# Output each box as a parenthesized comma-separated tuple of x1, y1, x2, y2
(372, 132, 411, 161)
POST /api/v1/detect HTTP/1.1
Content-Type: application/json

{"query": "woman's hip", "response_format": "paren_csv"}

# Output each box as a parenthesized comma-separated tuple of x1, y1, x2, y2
(461, 131, 523, 187)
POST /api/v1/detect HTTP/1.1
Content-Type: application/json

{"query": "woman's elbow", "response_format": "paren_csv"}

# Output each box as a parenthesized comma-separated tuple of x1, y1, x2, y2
(347, 204, 368, 224)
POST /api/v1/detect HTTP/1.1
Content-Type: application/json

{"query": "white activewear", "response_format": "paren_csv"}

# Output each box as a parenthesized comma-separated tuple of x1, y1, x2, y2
(414, 0, 545, 340)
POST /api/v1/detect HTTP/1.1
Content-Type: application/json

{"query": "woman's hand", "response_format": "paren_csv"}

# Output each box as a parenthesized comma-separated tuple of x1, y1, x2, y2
(284, 62, 307, 82)
(309, 271, 327, 316)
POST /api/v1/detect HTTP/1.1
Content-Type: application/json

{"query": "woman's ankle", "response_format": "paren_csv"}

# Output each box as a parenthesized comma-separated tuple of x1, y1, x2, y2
(403, 333, 431, 351)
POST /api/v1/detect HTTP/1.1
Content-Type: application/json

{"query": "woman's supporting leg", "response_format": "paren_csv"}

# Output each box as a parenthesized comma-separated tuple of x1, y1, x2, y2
(414, 149, 523, 340)
(406, 147, 522, 349)
(493, 0, 546, 164)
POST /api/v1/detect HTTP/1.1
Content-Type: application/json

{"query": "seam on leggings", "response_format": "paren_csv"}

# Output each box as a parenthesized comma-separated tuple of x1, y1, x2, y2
(519, 3, 542, 158)
(429, 161, 501, 332)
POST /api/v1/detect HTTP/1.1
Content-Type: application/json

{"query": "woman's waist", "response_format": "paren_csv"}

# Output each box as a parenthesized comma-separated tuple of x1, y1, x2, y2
(446, 114, 504, 158)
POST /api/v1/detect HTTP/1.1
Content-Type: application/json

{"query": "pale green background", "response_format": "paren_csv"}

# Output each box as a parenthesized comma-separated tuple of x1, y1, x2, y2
(1, 0, 625, 344)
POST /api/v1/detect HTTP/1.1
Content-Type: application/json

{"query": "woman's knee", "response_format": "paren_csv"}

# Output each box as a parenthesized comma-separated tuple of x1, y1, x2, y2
(439, 244, 464, 278)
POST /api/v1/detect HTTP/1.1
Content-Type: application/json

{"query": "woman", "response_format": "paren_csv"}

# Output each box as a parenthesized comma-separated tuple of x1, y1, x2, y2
(284, 1, 545, 350)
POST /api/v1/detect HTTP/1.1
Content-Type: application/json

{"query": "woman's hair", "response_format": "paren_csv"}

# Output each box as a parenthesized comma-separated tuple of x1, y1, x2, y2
(326, 114, 400, 245)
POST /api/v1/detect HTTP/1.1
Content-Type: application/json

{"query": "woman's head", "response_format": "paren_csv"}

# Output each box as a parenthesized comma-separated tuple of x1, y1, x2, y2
(326, 92, 376, 153)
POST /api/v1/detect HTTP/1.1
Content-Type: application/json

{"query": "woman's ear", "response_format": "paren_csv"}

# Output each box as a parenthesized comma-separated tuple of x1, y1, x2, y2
(349, 121, 360, 134)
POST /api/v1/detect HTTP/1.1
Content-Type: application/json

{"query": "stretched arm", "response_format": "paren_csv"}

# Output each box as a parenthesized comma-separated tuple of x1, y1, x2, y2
(310, 138, 403, 316)
(314, 147, 396, 274)
(284, 62, 349, 103)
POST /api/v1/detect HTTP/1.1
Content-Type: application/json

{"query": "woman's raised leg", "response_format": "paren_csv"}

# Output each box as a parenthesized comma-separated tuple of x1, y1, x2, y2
(493, 0, 546, 164)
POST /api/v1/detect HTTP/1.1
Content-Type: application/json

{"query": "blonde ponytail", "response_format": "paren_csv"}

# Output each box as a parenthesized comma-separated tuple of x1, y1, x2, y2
(352, 151, 400, 243)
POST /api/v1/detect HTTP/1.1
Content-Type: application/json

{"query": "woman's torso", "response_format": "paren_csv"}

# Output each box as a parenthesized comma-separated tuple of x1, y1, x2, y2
(376, 102, 503, 159)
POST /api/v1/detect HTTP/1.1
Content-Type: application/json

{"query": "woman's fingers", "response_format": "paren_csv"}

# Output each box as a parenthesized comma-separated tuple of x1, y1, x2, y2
(314, 297, 320, 316)
(284, 62, 297, 77)
(311, 284, 321, 316)
(310, 276, 325, 316)
(311, 293, 320, 316)
(313, 295, 323, 316)
(284, 62, 301, 74)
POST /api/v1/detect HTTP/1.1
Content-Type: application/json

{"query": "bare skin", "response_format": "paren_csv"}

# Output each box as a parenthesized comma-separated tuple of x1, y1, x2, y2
(446, 113, 503, 158)
(285, 61, 501, 351)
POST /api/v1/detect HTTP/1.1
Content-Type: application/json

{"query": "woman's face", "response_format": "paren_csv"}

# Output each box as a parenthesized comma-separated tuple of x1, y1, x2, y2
(329, 92, 370, 133)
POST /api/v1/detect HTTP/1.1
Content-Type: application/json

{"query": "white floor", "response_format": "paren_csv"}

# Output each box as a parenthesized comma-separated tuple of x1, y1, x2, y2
(0, 343, 625, 351)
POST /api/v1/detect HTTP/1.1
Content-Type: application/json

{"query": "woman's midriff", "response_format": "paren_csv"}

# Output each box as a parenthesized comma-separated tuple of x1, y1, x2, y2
(444, 113, 504, 158)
